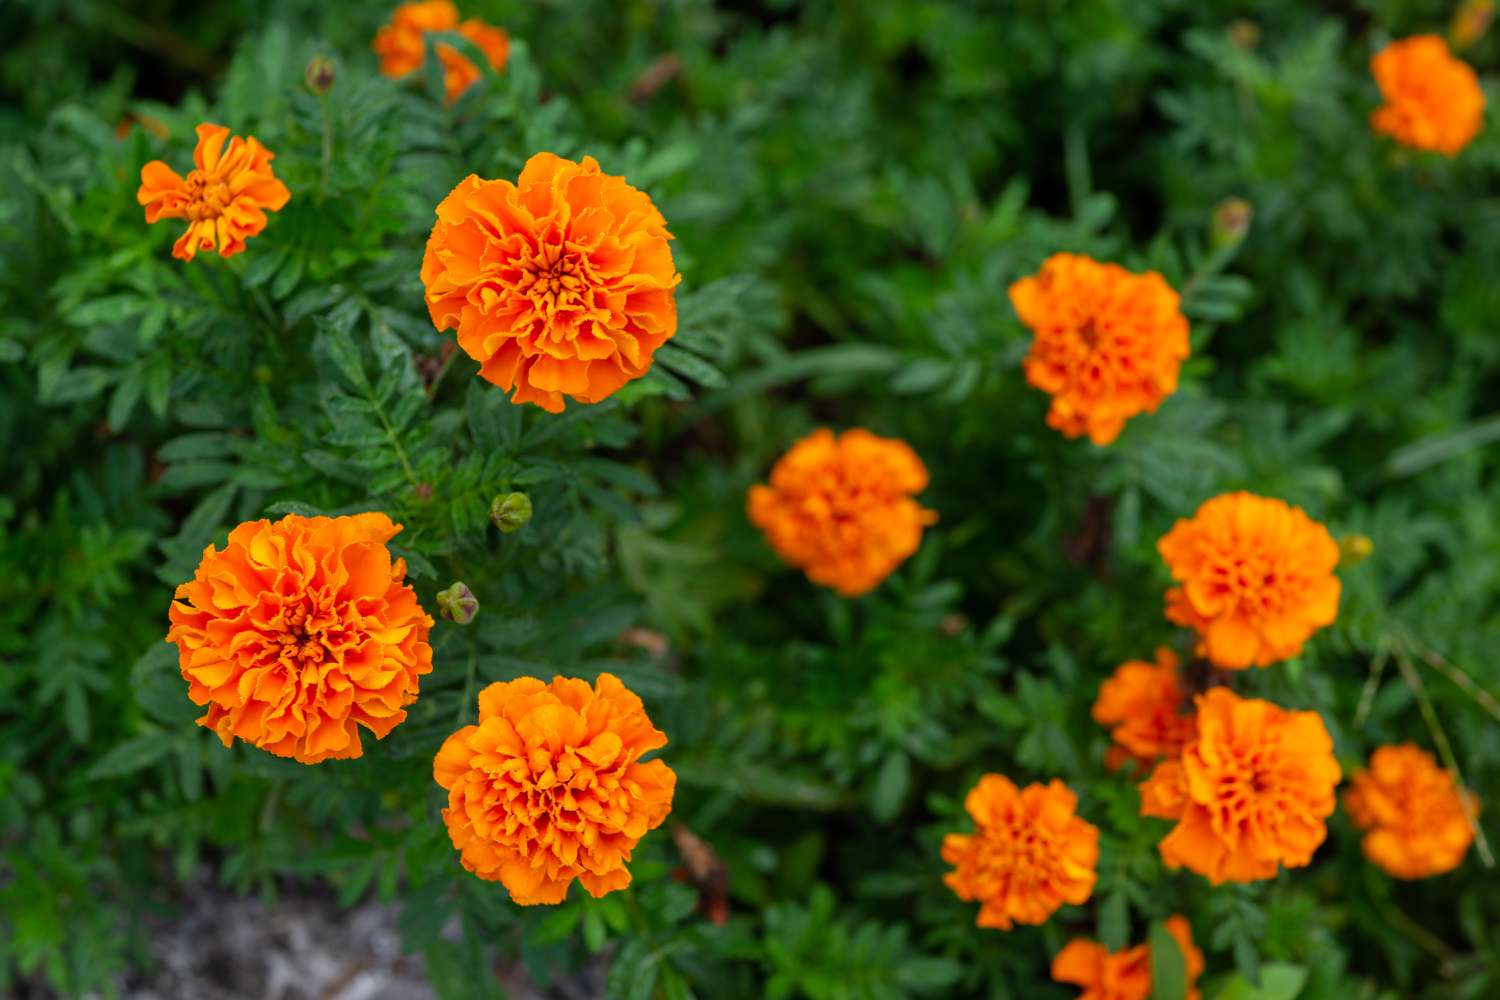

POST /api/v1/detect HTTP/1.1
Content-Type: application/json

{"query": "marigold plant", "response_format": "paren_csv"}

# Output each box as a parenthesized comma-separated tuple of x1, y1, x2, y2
(372, 0, 510, 104)
(1139, 687, 1340, 885)
(136, 122, 289, 261)
(433, 673, 676, 904)
(747, 428, 936, 597)
(1007, 253, 1189, 445)
(421, 152, 680, 413)
(1092, 647, 1196, 771)
(1345, 743, 1479, 880)
(941, 775, 1099, 930)
(1370, 35, 1485, 156)
(1158, 491, 1341, 669)
(1051, 915, 1203, 1000)
(165, 513, 433, 763)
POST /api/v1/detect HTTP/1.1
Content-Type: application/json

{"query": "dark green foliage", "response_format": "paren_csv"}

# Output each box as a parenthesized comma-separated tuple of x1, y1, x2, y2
(2, 1, 1499, 997)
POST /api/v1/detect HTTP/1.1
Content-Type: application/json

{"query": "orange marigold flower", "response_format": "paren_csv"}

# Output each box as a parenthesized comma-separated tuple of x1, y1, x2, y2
(1158, 491, 1341, 669)
(137, 123, 290, 261)
(421, 152, 680, 413)
(1139, 688, 1340, 885)
(1051, 915, 1204, 1000)
(747, 428, 936, 597)
(941, 775, 1099, 930)
(1345, 743, 1479, 879)
(1008, 253, 1189, 446)
(1370, 35, 1485, 156)
(434, 673, 676, 904)
(373, 1, 510, 104)
(165, 513, 433, 764)
(1092, 647, 1196, 770)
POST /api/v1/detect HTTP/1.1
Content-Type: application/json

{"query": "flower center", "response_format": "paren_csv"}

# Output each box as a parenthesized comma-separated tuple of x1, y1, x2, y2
(277, 605, 329, 665)
(1077, 315, 1101, 350)
(515, 241, 593, 329)
(183, 170, 233, 221)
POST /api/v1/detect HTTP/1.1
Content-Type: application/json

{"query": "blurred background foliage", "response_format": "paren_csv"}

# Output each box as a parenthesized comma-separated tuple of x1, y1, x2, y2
(2, 0, 1499, 997)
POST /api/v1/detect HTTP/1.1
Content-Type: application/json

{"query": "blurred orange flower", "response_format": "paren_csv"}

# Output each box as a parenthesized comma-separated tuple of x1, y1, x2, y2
(1092, 647, 1196, 770)
(434, 673, 676, 904)
(747, 428, 936, 597)
(1345, 743, 1478, 879)
(1139, 688, 1340, 884)
(942, 775, 1099, 930)
(421, 152, 680, 412)
(1008, 253, 1189, 445)
(165, 513, 432, 763)
(137, 123, 289, 261)
(1051, 915, 1204, 1000)
(1370, 35, 1485, 155)
(1158, 491, 1340, 669)
(372, 0, 509, 104)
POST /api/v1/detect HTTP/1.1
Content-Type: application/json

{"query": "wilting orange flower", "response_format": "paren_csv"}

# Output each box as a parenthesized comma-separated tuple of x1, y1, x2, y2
(1370, 35, 1485, 155)
(1051, 915, 1204, 1000)
(137, 123, 289, 261)
(1092, 647, 1196, 770)
(372, 0, 510, 104)
(1345, 743, 1478, 879)
(747, 428, 937, 597)
(434, 673, 676, 904)
(1159, 492, 1341, 669)
(165, 513, 433, 763)
(421, 152, 680, 413)
(942, 775, 1099, 929)
(1139, 687, 1340, 884)
(1008, 253, 1189, 445)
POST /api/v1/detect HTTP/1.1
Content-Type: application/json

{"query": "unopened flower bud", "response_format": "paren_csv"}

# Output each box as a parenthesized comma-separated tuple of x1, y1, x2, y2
(436, 582, 479, 624)
(1451, 1, 1495, 50)
(1339, 534, 1374, 568)
(1211, 197, 1253, 248)
(305, 56, 336, 95)
(489, 492, 533, 533)
(1229, 19, 1261, 49)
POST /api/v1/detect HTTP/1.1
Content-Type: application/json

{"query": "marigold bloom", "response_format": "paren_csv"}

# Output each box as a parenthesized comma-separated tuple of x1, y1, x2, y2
(1092, 647, 1196, 770)
(1370, 35, 1485, 155)
(747, 428, 936, 597)
(421, 153, 679, 413)
(941, 775, 1099, 930)
(165, 513, 432, 763)
(1051, 915, 1204, 1000)
(137, 123, 289, 261)
(1139, 688, 1340, 884)
(1008, 253, 1189, 445)
(434, 673, 676, 904)
(1345, 743, 1478, 879)
(372, 1, 510, 104)
(1159, 492, 1341, 669)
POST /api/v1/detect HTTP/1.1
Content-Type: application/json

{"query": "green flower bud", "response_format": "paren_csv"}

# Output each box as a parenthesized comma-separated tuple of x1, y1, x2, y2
(1210, 197, 1252, 248)
(435, 582, 479, 625)
(490, 492, 533, 534)
(305, 56, 336, 95)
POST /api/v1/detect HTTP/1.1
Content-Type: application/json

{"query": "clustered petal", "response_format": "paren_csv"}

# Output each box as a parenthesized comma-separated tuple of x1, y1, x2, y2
(1008, 253, 1190, 445)
(421, 153, 680, 413)
(433, 673, 676, 904)
(1051, 915, 1204, 1000)
(137, 122, 290, 261)
(373, 0, 510, 104)
(1370, 35, 1485, 156)
(1092, 647, 1197, 771)
(1139, 688, 1340, 885)
(165, 513, 433, 763)
(1345, 743, 1478, 880)
(1158, 491, 1341, 669)
(942, 775, 1099, 930)
(747, 428, 936, 597)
